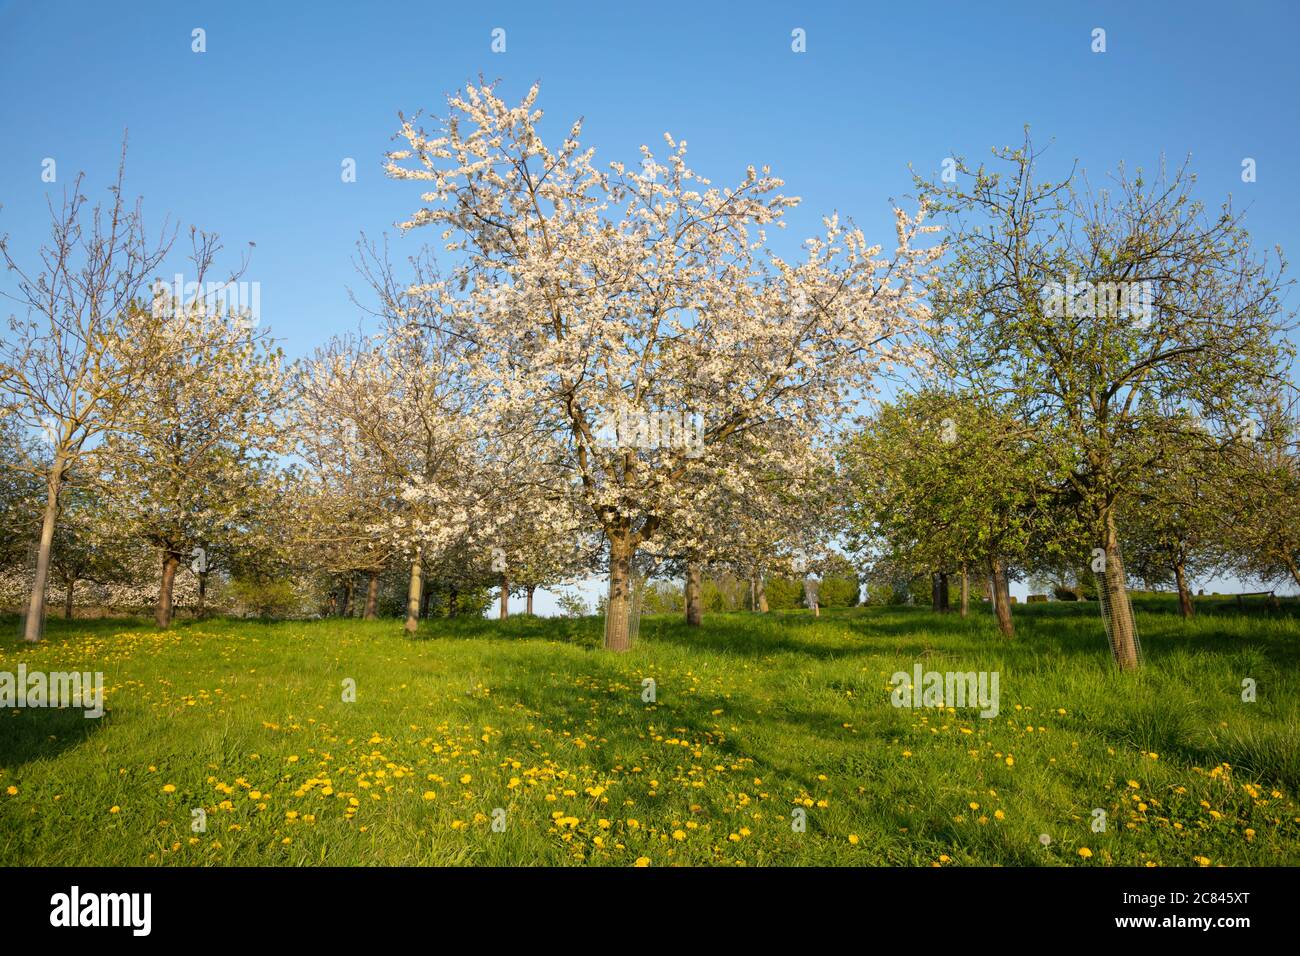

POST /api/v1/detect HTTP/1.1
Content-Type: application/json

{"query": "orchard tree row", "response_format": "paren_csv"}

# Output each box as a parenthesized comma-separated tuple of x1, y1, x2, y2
(2, 92, 1294, 670)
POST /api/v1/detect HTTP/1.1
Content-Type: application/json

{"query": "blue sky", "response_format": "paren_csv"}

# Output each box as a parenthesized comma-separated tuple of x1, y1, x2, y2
(2, 0, 1297, 609)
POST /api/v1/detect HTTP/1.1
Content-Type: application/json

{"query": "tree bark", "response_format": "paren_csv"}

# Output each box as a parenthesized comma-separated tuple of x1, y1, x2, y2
(604, 525, 634, 651)
(684, 562, 703, 626)
(404, 553, 423, 635)
(526, 585, 535, 615)
(756, 575, 769, 613)
(1174, 560, 1194, 620)
(989, 555, 1014, 638)
(931, 572, 951, 612)
(63, 579, 75, 620)
(22, 465, 63, 642)
(156, 551, 180, 628)
(1100, 511, 1140, 669)
(339, 578, 353, 618)
(363, 571, 379, 620)
(196, 571, 208, 619)
(499, 573, 509, 620)
(960, 566, 969, 618)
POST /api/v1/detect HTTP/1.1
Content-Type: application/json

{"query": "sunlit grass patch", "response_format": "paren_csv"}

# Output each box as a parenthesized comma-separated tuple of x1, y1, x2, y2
(1, 599, 1297, 866)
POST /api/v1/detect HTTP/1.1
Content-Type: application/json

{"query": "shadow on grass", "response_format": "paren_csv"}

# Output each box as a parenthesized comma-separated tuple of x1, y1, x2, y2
(479, 648, 849, 809)
(0, 615, 122, 768)
(0, 705, 110, 769)
(635, 600, 1300, 671)
(392, 613, 604, 648)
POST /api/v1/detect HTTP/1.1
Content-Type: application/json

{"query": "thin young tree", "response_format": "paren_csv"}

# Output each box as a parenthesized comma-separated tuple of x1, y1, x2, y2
(0, 150, 178, 641)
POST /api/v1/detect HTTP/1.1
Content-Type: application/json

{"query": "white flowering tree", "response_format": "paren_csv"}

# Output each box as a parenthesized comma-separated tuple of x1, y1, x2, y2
(47, 482, 141, 618)
(97, 294, 288, 627)
(294, 339, 405, 619)
(648, 417, 837, 623)
(387, 83, 939, 649)
(299, 316, 486, 634)
(474, 436, 595, 618)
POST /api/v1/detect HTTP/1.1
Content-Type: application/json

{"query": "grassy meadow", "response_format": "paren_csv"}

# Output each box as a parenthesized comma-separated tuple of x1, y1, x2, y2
(2, 596, 1298, 867)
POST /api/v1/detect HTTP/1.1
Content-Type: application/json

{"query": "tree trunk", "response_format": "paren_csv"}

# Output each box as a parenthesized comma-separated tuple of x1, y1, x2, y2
(1174, 561, 1194, 620)
(197, 571, 208, 619)
(363, 571, 379, 620)
(960, 566, 969, 618)
(1099, 512, 1140, 669)
(1286, 556, 1300, 589)
(932, 572, 950, 612)
(756, 575, 769, 613)
(22, 466, 64, 642)
(684, 563, 703, 626)
(526, 585, 535, 615)
(604, 525, 634, 651)
(156, 552, 180, 628)
(989, 555, 1014, 638)
(339, 578, 353, 618)
(63, 579, 75, 620)
(499, 573, 509, 620)
(404, 553, 423, 635)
